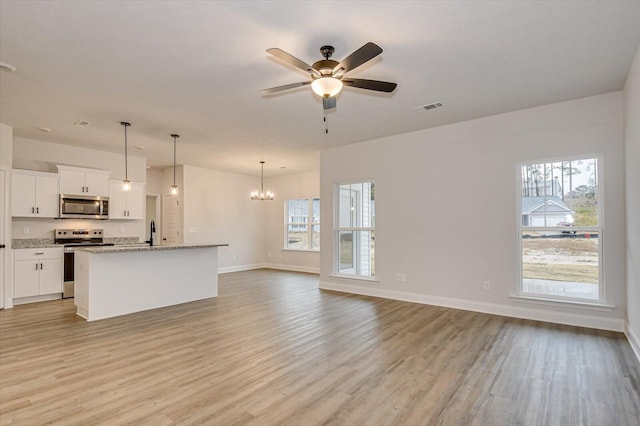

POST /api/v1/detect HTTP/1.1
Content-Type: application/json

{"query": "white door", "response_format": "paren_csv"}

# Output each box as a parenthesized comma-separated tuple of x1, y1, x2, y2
(36, 175, 59, 218)
(13, 260, 39, 298)
(84, 172, 109, 197)
(39, 258, 63, 295)
(11, 172, 36, 217)
(126, 182, 145, 219)
(162, 195, 180, 244)
(59, 170, 85, 195)
(0, 170, 5, 308)
(108, 181, 127, 219)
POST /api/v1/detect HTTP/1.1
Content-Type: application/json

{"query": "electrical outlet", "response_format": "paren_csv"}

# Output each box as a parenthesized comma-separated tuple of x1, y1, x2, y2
(120, 227, 125, 233)
(232, 254, 237, 260)
(189, 227, 196, 233)
(483, 281, 491, 291)
(267, 252, 272, 258)
(23, 226, 30, 234)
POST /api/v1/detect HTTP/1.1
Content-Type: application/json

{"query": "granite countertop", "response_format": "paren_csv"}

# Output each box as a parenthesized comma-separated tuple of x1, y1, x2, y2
(75, 244, 229, 253)
(12, 238, 58, 249)
(13, 236, 143, 249)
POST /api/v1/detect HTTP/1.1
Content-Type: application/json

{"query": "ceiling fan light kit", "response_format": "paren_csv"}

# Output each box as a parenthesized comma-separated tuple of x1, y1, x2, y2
(311, 77, 343, 98)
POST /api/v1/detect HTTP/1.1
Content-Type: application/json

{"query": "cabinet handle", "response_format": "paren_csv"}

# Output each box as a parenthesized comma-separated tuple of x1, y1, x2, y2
(35, 252, 44, 255)
(40, 263, 43, 269)
(35, 263, 38, 270)
(32, 207, 35, 213)
(36, 207, 39, 214)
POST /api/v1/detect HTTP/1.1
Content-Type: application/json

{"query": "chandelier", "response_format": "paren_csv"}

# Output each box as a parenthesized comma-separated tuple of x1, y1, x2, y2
(250, 161, 274, 201)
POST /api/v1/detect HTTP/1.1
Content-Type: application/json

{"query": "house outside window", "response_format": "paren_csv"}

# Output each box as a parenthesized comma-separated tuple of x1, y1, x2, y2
(285, 198, 319, 251)
(335, 182, 375, 278)
(518, 156, 602, 302)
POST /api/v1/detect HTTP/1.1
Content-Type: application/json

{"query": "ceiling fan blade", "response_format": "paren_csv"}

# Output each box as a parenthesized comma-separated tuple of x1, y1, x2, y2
(261, 81, 311, 94)
(323, 96, 336, 110)
(266, 48, 321, 77)
(342, 78, 397, 93)
(332, 42, 383, 75)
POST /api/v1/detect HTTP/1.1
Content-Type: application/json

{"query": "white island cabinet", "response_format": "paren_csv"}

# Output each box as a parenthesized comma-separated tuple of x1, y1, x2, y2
(74, 244, 227, 321)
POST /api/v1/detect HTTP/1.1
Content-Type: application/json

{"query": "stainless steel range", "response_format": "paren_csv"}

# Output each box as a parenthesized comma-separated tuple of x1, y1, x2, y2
(55, 229, 115, 298)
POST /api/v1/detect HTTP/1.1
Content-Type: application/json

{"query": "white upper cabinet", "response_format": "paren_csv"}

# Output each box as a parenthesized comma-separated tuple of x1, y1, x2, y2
(108, 180, 145, 219)
(57, 165, 110, 197)
(11, 170, 59, 218)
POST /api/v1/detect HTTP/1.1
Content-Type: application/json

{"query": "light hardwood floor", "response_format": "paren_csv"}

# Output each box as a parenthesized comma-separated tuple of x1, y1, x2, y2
(1, 269, 639, 425)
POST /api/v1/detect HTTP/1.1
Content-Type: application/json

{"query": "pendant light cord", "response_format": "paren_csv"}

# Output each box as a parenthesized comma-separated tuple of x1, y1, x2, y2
(261, 161, 265, 193)
(170, 134, 180, 191)
(121, 122, 131, 183)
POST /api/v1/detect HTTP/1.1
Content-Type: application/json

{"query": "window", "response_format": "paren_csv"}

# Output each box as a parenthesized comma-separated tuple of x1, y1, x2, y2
(285, 198, 319, 250)
(518, 156, 602, 302)
(335, 182, 375, 278)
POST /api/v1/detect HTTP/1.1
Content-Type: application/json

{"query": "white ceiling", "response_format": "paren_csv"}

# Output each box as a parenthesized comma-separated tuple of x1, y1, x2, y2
(1, 1, 639, 177)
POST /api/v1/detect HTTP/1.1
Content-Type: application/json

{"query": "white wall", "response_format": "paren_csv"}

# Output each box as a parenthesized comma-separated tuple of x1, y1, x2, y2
(264, 171, 320, 273)
(624, 44, 640, 357)
(12, 137, 147, 241)
(320, 91, 626, 331)
(182, 165, 266, 271)
(1, 123, 13, 308)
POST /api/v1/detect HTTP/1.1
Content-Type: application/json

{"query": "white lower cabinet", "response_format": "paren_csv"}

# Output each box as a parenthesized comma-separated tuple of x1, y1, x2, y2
(14, 248, 63, 298)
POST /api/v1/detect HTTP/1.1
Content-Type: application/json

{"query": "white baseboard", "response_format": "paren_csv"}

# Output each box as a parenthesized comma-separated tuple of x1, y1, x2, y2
(319, 281, 625, 332)
(265, 263, 320, 274)
(12, 293, 62, 305)
(626, 323, 640, 363)
(218, 263, 266, 274)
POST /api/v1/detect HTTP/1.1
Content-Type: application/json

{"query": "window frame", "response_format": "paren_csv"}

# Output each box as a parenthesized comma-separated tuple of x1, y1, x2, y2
(516, 154, 604, 304)
(284, 197, 320, 252)
(333, 180, 376, 280)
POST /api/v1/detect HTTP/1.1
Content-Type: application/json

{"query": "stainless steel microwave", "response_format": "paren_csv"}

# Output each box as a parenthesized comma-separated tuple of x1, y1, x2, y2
(59, 194, 109, 219)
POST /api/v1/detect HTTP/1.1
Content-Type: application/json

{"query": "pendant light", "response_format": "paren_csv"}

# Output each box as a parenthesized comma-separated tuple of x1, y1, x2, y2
(170, 133, 179, 195)
(250, 161, 274, 201)
(121, 122, 131, 191)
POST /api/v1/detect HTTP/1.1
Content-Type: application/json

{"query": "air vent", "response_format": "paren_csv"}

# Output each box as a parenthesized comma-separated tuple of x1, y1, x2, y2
(74, 120, 89, 127)
(415, 102, 443, 111)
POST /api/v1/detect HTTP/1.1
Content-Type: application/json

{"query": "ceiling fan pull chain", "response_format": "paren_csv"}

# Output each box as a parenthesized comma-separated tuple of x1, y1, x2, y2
(324, 114, 329, 134)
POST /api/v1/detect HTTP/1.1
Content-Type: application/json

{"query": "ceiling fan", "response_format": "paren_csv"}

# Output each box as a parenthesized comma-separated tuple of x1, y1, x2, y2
(262, 42, 397, 111)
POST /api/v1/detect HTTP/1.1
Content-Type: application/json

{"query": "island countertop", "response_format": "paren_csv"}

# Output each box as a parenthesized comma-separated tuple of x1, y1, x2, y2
(75, 243, 229, 254)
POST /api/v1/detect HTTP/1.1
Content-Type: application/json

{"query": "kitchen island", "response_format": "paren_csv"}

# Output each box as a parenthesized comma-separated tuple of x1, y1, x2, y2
(74, 244, 228, 321)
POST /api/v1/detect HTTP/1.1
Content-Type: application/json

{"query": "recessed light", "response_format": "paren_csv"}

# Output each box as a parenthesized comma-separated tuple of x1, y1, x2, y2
(135, 145, 145, 150)
(74, 120, 89, 127)
(35, 127, 51, 132)
(0, 62, 17, 72)
(280, 165, 286, 169)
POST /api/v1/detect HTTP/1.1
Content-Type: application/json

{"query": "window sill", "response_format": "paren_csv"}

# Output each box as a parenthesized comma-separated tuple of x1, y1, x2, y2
(329, 274, 379, 283)
(509, 294, 615, 312)
(282, 248, 320, 253)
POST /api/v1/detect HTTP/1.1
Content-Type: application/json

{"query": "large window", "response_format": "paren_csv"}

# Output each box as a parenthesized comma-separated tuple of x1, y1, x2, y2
(335, 182, 375, 278)
(285, 198, 319, 251)
(518, 156, 602, 302)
